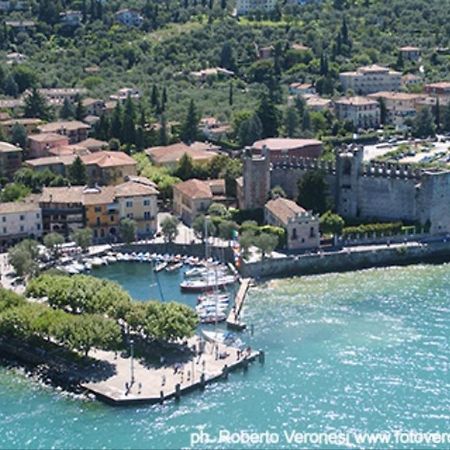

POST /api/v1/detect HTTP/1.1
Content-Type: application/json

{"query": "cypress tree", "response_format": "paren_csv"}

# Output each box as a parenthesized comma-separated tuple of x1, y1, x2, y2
(180, 100, 199, 143)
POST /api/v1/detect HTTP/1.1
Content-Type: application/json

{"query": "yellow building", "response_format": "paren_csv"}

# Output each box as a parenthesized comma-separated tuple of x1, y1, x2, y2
(83, 186, 120, 241)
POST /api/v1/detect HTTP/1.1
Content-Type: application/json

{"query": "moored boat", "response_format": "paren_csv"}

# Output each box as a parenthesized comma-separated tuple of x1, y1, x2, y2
(154, 262, 168, 272)
(166, 262, 183, 272)
(180, 275, 236, 292)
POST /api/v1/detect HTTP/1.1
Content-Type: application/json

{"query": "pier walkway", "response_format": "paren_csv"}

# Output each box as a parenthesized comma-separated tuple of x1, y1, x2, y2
(226, 278, 251, 331)
(81, 335, 260, 405)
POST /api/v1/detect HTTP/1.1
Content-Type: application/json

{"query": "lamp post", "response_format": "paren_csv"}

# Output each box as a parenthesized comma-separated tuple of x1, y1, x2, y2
(130, 339, 135, 386)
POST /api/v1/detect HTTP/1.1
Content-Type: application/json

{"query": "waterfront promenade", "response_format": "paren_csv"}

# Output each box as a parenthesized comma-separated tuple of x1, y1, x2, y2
(227, 278, 251, 331)
(82, 335, 260, 405)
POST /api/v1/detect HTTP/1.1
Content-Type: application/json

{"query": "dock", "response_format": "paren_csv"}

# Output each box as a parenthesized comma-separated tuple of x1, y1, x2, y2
(226, 278, 251, 331)
(81, 335, 261, 406)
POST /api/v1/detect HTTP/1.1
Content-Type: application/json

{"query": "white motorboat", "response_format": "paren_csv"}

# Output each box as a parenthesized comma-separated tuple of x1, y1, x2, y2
(198, 293, 230, 304)
(180, 275, 236, 292)
(166, 262, 183, 272)
(199, 313, 227, 324)
(154, 262, 168, 272)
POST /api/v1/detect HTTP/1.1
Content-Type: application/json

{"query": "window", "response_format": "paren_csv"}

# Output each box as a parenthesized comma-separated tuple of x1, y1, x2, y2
(95, 206, 101, 213)
(96, 217, 100, 226)
(3, 227, 6, 233)
(126, 201, 133, 208)
(110, 216, 114, 222)
(37, 224, 41, 230)
(20, 215, 25, 221)
(1, 217, 5, 223)
(310, 227, 315, 238)
(143, 199, 150, 206)
(127, 213, 134, 219)
(20, 226, 24, 232)
(292, 228, 297, 240)
(36, 213, 40, 219)
(144, 212, 151, 220)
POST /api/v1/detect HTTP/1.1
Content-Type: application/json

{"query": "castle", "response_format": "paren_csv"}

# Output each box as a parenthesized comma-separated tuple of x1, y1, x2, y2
(240, 145, 450, 235)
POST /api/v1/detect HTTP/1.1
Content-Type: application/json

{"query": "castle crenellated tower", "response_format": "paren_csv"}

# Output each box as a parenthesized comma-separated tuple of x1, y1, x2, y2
(335, 145, 364, 218)
(242, 146, 271, 210)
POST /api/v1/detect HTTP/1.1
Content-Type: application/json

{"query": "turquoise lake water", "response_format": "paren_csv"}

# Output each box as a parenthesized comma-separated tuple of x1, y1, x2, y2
(0, 263, 449, 449)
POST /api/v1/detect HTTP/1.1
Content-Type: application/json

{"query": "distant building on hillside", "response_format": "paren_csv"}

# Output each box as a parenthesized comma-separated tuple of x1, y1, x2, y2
(60, 10, 82, 27)
(0, 142, 23, 180)
(334, 96, 380, 129)
(399, 46, 421, 62)
(424, 82, 450, 105)
(339, 65, 402, 95)
(236, 0, 277, 15)
(115, 9, 144, 28)
(38, 120, 91, 144)
(36, 88, 87, 106)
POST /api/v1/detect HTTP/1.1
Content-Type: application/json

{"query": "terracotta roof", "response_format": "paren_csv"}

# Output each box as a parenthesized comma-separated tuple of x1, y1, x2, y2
(48, 145, 91, 157)
(115, 180, 159, 197)
(252, 138, 322, 151)
(26, 155, 76, 167)
(291, 44, 310, 51)
(82, 186, 116, 205)
(145, 143, 218, 165)
(40, 186, 85, 204)
(1, 118, 42, 126)
(174, 179, 212, 200)
(28, 133, 69, 143)
(0, 196, 41, 214)
(38, 121, 90, 133)
(77, 138, 108, 151)
(265, 198, 306, 225)
(335, 96, 378, 106)
(289, 82, 313, 90)
(0, 142, 22, 153)
(306, 96, 332, 107)
(425, 82, 450, 90)
(368, 92, 424, 101)
(125, 176, 158, 189)
(82, 151, 136, 168)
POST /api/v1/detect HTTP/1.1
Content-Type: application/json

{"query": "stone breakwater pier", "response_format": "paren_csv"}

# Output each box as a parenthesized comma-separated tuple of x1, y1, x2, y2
(82, 336, 262, 406)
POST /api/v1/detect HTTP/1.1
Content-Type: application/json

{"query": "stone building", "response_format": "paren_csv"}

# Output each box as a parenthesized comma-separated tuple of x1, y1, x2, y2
(0, 142, 23, 180)
(243, 145, 450, 235)
(265, 198, 320, 250)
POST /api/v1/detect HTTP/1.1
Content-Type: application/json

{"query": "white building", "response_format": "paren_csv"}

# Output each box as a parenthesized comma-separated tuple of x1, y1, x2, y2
(334, 96, 380, 129)
(0, 197, 43, 250)
(339, 65, 402, 95)
(236, 0, 277, 15)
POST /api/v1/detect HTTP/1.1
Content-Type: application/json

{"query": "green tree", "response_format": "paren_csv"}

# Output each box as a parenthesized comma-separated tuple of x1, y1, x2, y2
(161, 216, 179, 243)
(193, 215, 216, 240)
(220, 41, 236, 72)
(122, 96, 136, 145)
(23, 88, 52, 121)
(284, 106, 300, 137)
(238, 114, 262, 146)
(68, 157, 87, 186)
(8, 239, 39, 278)
(412, 107, 436, 138)
(9, 123, 27, 149)
(443, 103, 450, 132)
(254, 232, 278, 259)
(297, 170, 328, 214)
(0, 183, 30, 202)
(71, 228, 93, 252)
(218, 220, 239, 240)
(75, 97, 86, 121)
(174, 153, 195, 181)
(256, 93, 279, 138)
(208, 202, 230, 219)
(60, 98, 75, 119)
(119, 218, 137, 244)
(44, 233, 65, 258)
(180, 100, 199, 143)
(320, 211, 345, 244)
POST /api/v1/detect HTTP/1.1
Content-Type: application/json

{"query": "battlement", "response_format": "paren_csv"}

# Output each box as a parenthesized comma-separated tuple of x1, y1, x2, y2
(360, 162, 421, 179)
(272, 156, 336, 173)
